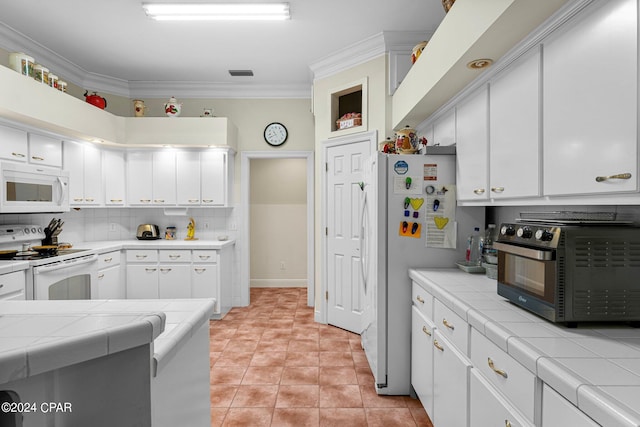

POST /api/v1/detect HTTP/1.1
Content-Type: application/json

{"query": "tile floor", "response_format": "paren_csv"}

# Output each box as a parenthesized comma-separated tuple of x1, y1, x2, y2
(209, 287, 434, 427)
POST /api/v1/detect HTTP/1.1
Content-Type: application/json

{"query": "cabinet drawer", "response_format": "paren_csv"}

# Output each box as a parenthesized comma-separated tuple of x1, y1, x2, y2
(470, 369, 534, 427)
(192, 250, 217, 263)
(0, 271, 25, 300)
(159, 250, 191, 263)
(126, 250, 158, 263)
(470, 328, 536, 422)
(412, 281, 433, 320)
(434, 299, 469, 355)
(98, 250, 121, 269)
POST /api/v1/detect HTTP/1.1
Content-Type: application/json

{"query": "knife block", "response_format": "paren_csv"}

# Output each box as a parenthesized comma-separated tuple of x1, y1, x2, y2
(41, 236, 58, 246)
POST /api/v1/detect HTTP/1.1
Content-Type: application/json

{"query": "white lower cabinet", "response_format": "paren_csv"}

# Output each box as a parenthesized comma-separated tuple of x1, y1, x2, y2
(541, 384, 599, 427)
(126, 264, 159, 299)
(411, 305, 435, 417)
(470, 369, 534, 427)
(158, 264, 191, 298)
(432, 329, 472, 427)
(97, 265, 124, 299)
(0, 270, 26, 300)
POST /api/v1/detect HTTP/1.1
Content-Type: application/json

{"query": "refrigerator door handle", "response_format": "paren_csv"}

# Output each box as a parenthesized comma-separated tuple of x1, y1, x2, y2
(360, 191, 369, 293)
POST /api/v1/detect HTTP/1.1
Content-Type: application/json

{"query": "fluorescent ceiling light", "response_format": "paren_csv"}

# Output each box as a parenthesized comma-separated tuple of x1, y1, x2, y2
(142, 3, 290, 21)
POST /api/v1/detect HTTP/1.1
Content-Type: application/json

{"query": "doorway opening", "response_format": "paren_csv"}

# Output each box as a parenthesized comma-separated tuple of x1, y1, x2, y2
(240, 151, 314, 307)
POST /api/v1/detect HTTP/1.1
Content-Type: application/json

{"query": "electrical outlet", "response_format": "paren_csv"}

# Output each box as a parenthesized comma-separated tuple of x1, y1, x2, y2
(109, 223, 117, 232)
(280, 261, 286, 270)
(203, 222, 209, 229)
(229, 222, 237, 230)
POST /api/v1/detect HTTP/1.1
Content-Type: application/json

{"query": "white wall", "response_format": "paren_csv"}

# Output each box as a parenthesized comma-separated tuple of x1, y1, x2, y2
(249, 158, 307, 287)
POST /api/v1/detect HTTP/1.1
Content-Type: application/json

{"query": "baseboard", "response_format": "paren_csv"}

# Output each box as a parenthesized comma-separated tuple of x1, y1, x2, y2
(250, 279, 308, 288)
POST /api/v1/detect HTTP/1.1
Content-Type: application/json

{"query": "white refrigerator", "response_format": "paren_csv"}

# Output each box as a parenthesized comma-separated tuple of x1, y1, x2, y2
(360, 152, 484, 395)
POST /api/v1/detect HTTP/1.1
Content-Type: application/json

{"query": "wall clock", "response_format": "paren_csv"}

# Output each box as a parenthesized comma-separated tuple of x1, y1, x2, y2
(264, 122, 288, 147)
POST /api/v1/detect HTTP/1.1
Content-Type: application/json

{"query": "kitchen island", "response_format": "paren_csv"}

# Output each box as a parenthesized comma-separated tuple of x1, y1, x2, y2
(0, 298, 214, 427)
(410, 268, 640, 427)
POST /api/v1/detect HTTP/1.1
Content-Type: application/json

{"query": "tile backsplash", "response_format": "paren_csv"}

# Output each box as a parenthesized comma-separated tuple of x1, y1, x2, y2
(0, 207, 238, 244)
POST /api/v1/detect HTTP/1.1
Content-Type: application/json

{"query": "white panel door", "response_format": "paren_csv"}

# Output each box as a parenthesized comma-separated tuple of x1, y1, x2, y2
(103, 149, 126, 205)
(0, 124, 28, 162)
(456, 87, 489, 201)
(326, 140, 369, 333)
(176, 151, 201, 205)
(152, 151, 176, 205)
(201, 150, 226, 206)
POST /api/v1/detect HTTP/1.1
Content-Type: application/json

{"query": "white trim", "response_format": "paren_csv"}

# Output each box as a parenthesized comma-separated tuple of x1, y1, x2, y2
(319, 130, 377, 325)
(241, 151, 315, 307)
(250, 279, 308, 288)
(310, 33, 387, 81)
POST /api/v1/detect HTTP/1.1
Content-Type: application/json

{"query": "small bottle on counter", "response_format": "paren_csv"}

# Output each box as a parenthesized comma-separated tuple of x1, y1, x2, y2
(466, 227, 482, 265)
(481, 224, 498, 263)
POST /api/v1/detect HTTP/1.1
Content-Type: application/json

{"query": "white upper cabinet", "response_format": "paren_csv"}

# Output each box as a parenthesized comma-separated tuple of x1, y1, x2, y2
(543, 0, 637, 196)
(432, 109, 456, 147)
(201, 150, 228, 206)
(489, 48, 541, 199)
(28, 133, 62, 167)
(103, 149, 126, 205)
(0, 124, 28, 162)
(126, 151, 154, 205)
(456, 87, 489, 201)
(176, 151, 201, 206)
(63, 141, 102, 206)
(152, 151, 176, 205)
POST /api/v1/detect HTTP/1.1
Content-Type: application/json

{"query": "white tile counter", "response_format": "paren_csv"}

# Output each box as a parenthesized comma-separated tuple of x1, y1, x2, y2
(0, 298, 215, 384)
(85, 238, 235, 253)
(0, 261, 29, 275)
(410, 268, 640, 427)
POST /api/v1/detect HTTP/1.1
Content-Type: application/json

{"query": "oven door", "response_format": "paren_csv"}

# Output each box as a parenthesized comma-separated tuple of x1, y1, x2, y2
(494, 242, 557, 318)
(32, 255, 98, 300)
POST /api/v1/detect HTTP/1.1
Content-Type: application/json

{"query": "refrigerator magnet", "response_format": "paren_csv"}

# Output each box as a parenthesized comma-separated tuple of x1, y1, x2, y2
(393, 160, 409, 175)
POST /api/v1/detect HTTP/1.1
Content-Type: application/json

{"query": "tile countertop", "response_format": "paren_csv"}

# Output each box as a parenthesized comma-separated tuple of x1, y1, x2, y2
(409, 268, 640, 427)
(0, 298, 215, 385)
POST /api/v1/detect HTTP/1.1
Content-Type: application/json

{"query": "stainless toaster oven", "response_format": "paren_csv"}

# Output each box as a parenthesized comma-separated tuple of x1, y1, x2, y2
(494, 222, 640, 325)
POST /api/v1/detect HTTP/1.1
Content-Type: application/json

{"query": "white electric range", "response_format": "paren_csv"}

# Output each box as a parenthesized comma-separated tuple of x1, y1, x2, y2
(0, 225, 98, 300)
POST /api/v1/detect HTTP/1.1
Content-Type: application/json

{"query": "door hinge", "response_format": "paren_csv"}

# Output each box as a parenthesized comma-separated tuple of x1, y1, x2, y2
(325, 162, 328, 172)
(325, 227, 328, 236)
(325, 291, 328, 300)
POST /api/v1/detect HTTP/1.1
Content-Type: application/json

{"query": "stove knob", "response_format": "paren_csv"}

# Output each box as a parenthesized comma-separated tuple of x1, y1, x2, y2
(500, 225, 516, 236)
(31, 227, 36, 233)
(37, 227, 43, 233)
(517, 227, 533, 239)
(24, 228, 30, 234)
(535, 229, 554, 241)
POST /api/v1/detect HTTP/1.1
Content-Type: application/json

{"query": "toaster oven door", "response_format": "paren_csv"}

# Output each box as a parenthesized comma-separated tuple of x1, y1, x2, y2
(494, 242, 556, 304)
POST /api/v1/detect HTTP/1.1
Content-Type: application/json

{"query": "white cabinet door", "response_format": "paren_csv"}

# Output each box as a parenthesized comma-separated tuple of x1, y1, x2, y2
(0, 124, 28, 162)
(63, 141, 102, 206)
(469, 369, 533, 427)
(201, 150, 227, 206)
(127, 151, 153, 206)
(152, 151, 176, 205)
(158, 264, 191, 298)
(97, 265, 124, 299)
(456, 87, 489, 201)
(432, 109, 456, 146)
(432, 330, 472, 427)
(28, 133, 62, 167)
(0, 271, 26, 300)
(541, 384, 599, 427)
(126, 264, 158, 298)
(192, 263, 219, 311)
(103, 149, 126, 205)
(489, 48, 540, 199)
(411, 306, 435, 417)
(176, 151, 201, 205)
(543, 0, 637, 196)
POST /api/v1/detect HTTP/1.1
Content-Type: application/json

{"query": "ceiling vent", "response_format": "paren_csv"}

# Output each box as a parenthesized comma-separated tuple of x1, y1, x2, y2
(229, 70, 254, 77)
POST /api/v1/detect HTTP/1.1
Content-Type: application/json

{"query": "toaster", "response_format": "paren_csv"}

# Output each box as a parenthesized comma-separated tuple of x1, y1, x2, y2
(136, 224, 160, 240)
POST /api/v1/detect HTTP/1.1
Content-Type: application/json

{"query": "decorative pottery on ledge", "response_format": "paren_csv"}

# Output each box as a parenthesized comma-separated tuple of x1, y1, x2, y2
(442, 0, 455, 13)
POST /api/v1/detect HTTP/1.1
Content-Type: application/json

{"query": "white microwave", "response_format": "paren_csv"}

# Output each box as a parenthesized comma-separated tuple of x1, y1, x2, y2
(1, 162, 69, 213)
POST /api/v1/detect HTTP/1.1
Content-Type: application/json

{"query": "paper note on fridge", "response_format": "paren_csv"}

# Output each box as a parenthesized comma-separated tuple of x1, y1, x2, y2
(393, 176, 422, 194)
(425, 184, 457, 248)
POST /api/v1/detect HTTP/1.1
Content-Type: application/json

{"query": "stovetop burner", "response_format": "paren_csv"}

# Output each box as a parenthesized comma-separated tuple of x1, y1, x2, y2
(11, 248, 89, 261)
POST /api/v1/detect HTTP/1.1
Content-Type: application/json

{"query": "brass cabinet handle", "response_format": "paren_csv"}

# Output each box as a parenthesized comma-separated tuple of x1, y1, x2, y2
(188, 199, 199, 203)
(488, 357, 508, 378)
(202, 199, 214, 203)
(199, 255, 211, 260)
(110, 199, 123, 203)
(31, 156, 44, 161)
(97, 273, 105, 279)
(194, 268, 206, 273)
(12, 152, 26, 158)
(85, 198, 95, 202)
(169, 254, 181, 260)
(416, 295, 424, 304)
(491, 187, 505, 193)
(73, 198, 83, 202)
(160, 268, 172, 273)
(595, 172, 632, 182)
(422, 326, 431, 337)
(145, 267, 156, 272)
(104, 257, 113, 263)
(140, 199, 151, 203)
(505, 421, 512, 427)
(154, 199, 165, 203)
(433, 340, 444, 351)
(442, 319, 455, 330)
(136, 255, 147, 259)
(473, 188, 485, 195)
